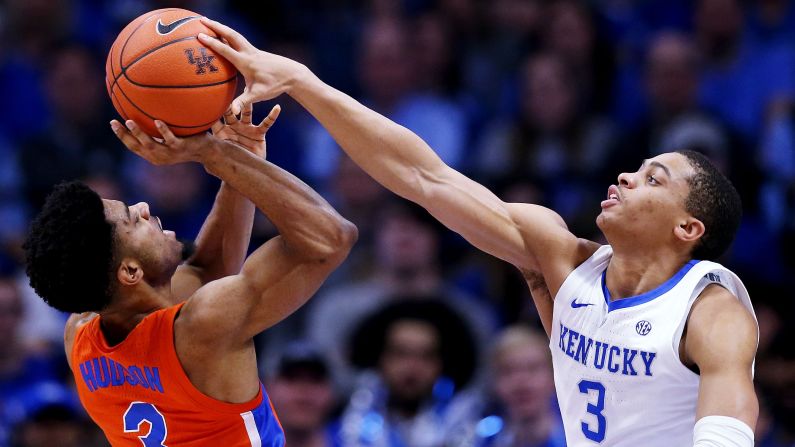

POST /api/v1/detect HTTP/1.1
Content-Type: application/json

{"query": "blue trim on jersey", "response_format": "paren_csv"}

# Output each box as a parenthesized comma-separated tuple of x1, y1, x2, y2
(602, 260, 699, 312)
(251, 385, 285, 446)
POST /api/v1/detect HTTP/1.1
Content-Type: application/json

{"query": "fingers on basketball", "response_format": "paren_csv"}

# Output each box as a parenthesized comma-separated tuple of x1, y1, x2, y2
(200, 18, 251, 51)
(154, 120, 179, 146)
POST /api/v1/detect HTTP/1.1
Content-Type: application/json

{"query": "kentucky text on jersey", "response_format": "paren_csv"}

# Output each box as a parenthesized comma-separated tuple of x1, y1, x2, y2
(79, 356, 164, 393)
(558, 323, 657, 376)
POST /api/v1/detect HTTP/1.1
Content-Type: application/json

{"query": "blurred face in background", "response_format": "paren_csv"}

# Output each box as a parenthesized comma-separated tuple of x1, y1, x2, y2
(544, 1, 594, 67)
(359, 19, 414, 109)
(46, 47, 103, 127)
(135, 163, 206, 214)
(696, 0, 743, 45)
(646, 34, 699, 115)
(412, 13, 453, 91)
(380, 320, 442, 404)
(521, 54, 575, 132)
(267, 370, 334, 433)
(492, 328, 555, 422)
(0, 279, 23, 354)
(16, 407, 83, 447)
(375, 211, 438, 275)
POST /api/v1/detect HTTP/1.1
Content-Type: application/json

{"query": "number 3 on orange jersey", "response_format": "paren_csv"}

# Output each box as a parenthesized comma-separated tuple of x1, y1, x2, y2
(123, 402, 169, 446)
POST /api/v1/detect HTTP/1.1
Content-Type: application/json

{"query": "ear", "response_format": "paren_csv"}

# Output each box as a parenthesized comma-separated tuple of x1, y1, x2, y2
(674, 217, 705, 244)
(116, 258, 144, 286)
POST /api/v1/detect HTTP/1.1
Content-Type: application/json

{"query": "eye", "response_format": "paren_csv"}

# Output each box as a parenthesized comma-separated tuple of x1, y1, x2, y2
(647, 175, 659, 185)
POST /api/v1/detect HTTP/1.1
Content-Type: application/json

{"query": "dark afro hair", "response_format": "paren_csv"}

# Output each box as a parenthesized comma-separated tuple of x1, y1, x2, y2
(349, 297, 478, 390)
(23, 181, 116, 313)
(677, 150, 742, 261)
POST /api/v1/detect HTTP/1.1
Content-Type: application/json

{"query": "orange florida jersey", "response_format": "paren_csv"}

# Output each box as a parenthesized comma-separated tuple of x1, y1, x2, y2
(70, 303, 285, 446)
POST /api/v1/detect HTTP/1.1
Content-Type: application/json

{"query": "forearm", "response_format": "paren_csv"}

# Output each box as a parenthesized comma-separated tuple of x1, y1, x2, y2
(186, 182, 255, 280)
(288, 67, 446, 203)
(202, 142, 353, 258)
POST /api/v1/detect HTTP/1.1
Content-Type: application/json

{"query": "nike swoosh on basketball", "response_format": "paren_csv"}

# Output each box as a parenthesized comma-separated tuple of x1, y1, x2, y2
(156, 16, 200, 35)
(571, 299, 594, 308)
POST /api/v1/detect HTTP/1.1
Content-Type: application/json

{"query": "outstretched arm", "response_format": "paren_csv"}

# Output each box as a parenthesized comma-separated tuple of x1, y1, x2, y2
(685, 284, 758, 445)
(170, 107, 273, 300)
(197, 20, 589, 297)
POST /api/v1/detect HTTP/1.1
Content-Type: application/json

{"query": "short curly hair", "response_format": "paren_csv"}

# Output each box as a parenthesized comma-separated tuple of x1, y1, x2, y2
(677, 150, 742, 261)
(23, 181, 117, 313)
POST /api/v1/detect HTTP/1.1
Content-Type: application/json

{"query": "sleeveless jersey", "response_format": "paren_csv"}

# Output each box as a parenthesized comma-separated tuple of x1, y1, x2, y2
(550, 245, 756, 446)
(71, 303, 285, 446)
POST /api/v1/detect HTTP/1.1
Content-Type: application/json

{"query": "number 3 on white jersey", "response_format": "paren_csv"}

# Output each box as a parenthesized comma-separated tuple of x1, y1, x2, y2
(123, 401, 169, 447)
(578, 380, 607, 442)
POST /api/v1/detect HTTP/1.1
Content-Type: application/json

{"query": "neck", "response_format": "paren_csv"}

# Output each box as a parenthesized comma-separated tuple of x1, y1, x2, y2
(283, 428, 327, 447)
(606, 246, 691, 300)
(99, 283, 174, 345)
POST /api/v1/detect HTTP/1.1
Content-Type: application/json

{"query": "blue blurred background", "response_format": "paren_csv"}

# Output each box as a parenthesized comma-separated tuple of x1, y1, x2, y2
(1, 0, 794, 446)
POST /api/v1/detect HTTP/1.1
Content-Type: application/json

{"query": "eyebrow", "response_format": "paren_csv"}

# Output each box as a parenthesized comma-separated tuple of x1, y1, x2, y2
(641, 159, 672, 178)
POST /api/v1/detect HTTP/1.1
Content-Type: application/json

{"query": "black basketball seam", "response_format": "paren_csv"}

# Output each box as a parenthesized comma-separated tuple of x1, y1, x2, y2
(112, 35, 228, 88)
(114, 80, 221, 129)
(110, 85, 130, 121)
(125, 74, 237, 89)
(111, 8, 174, 93)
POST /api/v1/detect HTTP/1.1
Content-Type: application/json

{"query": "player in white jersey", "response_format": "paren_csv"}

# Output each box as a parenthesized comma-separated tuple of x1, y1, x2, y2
(198, 19, 760, 446)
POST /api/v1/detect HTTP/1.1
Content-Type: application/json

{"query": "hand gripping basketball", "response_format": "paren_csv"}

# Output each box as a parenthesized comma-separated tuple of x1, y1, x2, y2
(198, 18, 307, 115)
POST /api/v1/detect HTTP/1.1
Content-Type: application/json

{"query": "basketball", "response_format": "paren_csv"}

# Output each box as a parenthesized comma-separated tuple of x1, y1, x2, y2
(105, 8, 238, 137)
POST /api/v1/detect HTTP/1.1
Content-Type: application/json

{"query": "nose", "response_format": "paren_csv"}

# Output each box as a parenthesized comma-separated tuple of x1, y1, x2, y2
(131, 202, 151, 219)
(617, 172, 635, 188)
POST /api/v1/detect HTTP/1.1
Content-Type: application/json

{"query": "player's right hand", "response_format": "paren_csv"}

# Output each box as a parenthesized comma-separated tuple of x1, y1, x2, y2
(110, 119, 214, 166)
(197, 18, 307, 115)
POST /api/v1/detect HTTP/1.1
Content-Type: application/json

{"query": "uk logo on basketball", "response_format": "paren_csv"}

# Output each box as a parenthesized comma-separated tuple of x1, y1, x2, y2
(184, 48, 219, 75)
(636, 320, 652, 336)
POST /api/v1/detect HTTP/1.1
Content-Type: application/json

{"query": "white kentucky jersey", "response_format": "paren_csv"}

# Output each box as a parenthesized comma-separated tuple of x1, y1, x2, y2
(550, 245, 756, 446)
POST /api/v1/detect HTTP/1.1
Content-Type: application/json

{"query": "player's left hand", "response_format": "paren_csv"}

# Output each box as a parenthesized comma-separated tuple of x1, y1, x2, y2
(211, 103, 280, 158)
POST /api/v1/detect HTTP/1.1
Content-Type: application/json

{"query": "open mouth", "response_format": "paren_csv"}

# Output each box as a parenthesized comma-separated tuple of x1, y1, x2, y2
(155, 216, 163, 232)
(601, 185, 621, 209)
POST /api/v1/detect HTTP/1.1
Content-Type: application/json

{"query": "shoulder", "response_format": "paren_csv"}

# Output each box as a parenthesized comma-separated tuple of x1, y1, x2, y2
(684, 284, 758, 371)
(63, 312, 98, 368)
(505, 202, 600, 287)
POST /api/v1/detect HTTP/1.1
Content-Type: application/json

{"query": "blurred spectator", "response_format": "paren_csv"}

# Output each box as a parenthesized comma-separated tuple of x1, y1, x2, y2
(307, 201, 495, 392)
(304, 17, 467, 182)
(340, 300, 478, 447)
(476, 52, 615, 227)
(695, 0, 795, 142)
(0, 271, 62, 445)
(0, 134, 28, 256)
(19, 44, 120, 209)
(0, 0, 70, 141)
(265, 341, 341, 447)
(541, 0, 616, 114)
(463, 326, 566, 447)
(615, 33, 735, 175)
(125, 160, 212, 238)
(5, 381, 102, 447)
(746, 0, 795, 45)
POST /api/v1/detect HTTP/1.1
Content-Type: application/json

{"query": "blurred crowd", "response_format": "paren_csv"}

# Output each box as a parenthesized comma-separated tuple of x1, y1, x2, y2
(1, 0, 795, 446)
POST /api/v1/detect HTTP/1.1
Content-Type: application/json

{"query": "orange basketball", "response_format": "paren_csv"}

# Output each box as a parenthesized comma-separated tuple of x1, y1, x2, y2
(105, 8, 238, 137)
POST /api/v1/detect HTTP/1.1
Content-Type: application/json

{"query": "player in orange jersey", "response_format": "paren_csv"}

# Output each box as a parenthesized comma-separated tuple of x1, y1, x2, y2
(23, 105, 357, 446)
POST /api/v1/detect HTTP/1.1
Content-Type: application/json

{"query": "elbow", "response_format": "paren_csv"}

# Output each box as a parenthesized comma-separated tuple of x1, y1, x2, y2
(333, 218, 359, 255)
(314, 216, 358, 263)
